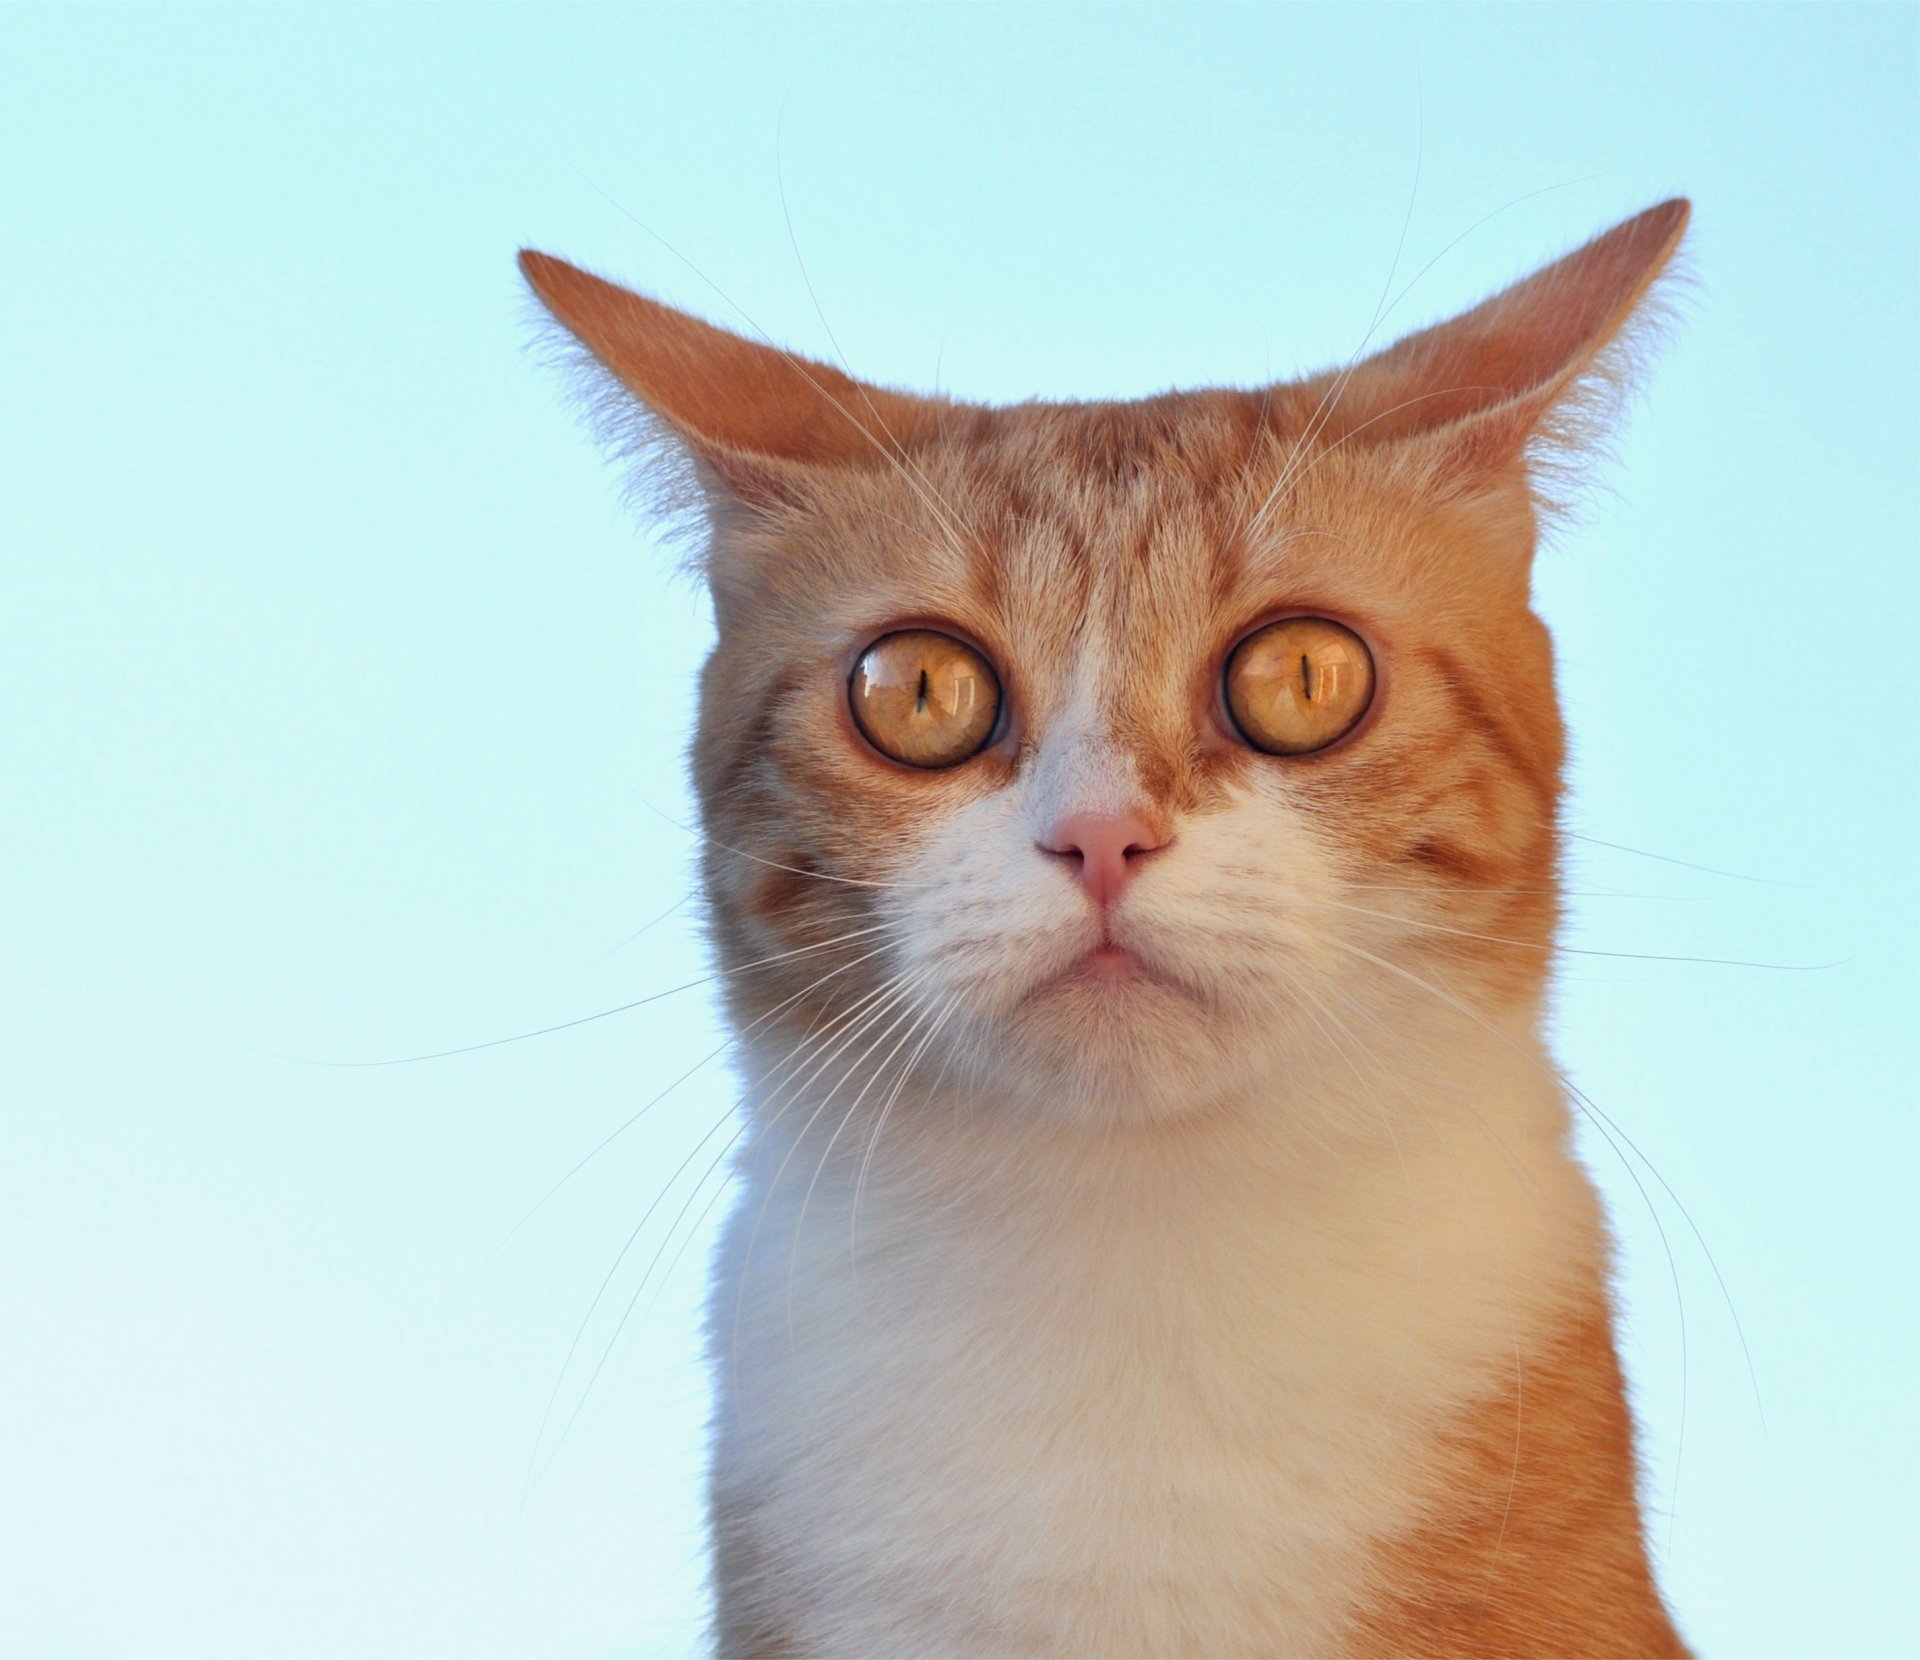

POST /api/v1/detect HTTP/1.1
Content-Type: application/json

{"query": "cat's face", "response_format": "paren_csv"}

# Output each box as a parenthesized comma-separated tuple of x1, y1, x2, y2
(523, 199, 1685, 1126)
(688, 393, 1562, 1124)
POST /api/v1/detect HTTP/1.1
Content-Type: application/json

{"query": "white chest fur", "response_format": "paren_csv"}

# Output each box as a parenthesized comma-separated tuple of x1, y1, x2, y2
(708, 1023, 1602, 1658)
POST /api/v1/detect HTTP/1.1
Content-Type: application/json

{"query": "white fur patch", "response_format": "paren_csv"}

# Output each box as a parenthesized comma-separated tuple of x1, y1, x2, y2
(713, 1016, 1598, 1656)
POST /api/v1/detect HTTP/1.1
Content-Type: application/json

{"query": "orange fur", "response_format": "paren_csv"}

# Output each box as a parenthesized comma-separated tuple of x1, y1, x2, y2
(523, 199, 1694, 1657)
(1347, 1299, 1687, 1658)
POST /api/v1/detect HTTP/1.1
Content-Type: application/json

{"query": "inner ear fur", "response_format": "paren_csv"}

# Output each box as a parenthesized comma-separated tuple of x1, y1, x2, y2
(1313, 198, 1691, 491)
(518, 250, 953, 503)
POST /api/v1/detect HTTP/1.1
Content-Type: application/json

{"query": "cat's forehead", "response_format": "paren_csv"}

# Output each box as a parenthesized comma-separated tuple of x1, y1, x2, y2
(754, 382, 1497, 776)
(879, 392, 1414, 664)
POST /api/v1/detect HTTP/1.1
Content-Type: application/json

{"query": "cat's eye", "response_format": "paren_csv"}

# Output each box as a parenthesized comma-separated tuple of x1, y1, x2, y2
(1224, 617, 1376, 756)
(849, 630, 1002, 769)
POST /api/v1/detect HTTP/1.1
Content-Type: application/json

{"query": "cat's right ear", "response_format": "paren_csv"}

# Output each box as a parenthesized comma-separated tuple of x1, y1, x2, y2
(1320, 198, 1692, 502)
(519, 252, 947, 510)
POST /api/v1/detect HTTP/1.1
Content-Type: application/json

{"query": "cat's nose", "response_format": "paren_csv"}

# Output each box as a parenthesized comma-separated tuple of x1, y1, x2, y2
(1040, 810, 1172, 907)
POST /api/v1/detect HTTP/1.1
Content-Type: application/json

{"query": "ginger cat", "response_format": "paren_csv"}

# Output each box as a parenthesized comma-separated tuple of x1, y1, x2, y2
(522, 197, 1693, 1658)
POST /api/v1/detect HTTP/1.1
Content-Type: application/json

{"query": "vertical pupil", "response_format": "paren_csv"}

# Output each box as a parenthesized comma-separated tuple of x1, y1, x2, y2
(1300, 651, 1312, 701)
(915, 667, 930, 713)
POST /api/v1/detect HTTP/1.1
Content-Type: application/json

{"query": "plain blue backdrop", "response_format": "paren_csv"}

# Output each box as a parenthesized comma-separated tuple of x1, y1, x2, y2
(3, 5, 1915, 1655)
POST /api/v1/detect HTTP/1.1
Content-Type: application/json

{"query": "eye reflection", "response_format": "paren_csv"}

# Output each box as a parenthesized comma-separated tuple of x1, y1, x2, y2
(849, 630, 1001, 769)
(1225, 617, 1375, 755)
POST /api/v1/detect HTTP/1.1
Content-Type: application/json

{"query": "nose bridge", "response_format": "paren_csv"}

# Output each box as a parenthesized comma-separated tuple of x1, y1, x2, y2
(1027, 660, 1147, 831)
(1031, 726, 1141, 824)
(1028, 601, 1193, 807)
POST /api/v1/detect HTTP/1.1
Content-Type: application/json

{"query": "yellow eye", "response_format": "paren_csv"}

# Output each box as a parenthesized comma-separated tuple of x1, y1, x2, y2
(1225, 617, 1376, 755)
(849, 630, 1002, 769)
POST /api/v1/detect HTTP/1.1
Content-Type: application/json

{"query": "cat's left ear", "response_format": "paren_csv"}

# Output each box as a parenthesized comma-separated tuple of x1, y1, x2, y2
(519, 251, 950, 509)
(1327, 198, 1691, 492)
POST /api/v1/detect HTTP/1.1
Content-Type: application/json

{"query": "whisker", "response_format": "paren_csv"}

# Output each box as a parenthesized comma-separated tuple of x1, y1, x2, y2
(610, 982, 921, 1361)
(1238, 85, 1425, 547)
(641, 799, 934, 891)
(786, 990, 945, 1343)
(774, 103, 980, 564)
(1294, 892, 1836, 971)
(628, 987, 955, 1371)
(293, 918, 901, 1069)
(1317, 932, 1698, 1548)
(1562, 827, 1804, 889)
(593, 892, 693, 962)
(520, 1096, 743, 1515)
(731, 973, 930, 1417)
(1239, 173, 1607, 549)
(524, 971, 910, 1497)
(1553, 1068, 1767, 1441)
(1247, 382, 1509, 533)
(1337, 881, 1700, 901)
(483, 935, 905, 1267)
(850, 995, 958, 1293)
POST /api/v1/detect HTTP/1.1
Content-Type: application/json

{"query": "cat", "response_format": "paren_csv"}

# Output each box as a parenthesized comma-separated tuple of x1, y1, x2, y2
(521, 196, 1692, 1658)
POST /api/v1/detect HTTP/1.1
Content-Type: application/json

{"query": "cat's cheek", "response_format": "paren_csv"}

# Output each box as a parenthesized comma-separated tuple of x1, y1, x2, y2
(737, 715, 1015, 908)
(1122, 789, 1352, 1003)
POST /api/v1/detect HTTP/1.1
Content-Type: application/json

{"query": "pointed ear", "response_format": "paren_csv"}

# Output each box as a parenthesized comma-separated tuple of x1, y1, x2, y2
(518, 251, 949, 506)
(1324, 198, 1691, 491)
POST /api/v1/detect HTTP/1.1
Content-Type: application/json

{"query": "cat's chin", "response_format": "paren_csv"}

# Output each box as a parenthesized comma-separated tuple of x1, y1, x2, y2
(965, 969, 1267, 1127)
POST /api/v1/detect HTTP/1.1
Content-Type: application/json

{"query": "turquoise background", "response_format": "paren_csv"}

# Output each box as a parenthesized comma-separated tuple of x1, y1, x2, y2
(3, 5, 1914, 1654)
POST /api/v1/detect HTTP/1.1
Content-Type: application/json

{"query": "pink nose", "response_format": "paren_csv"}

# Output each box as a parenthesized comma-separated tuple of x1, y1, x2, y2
(1040, 810, 1171, 906)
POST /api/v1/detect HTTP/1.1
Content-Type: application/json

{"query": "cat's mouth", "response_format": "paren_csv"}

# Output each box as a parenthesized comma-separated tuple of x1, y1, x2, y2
(1073, 942, 1151, 983)
(1042, 927, 1191, 999)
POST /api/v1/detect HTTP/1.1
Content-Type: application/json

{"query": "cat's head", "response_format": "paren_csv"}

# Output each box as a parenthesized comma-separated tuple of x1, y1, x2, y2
(524, 200, 1687, 1126)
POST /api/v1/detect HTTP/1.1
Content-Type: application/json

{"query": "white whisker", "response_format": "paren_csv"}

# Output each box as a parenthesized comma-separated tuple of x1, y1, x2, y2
(526, 968, 912, 1497)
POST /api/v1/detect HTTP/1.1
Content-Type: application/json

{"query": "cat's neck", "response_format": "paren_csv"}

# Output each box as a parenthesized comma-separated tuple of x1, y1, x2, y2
(723, 998, 1607, 1413)
(712, 1007, 1632, 1656)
